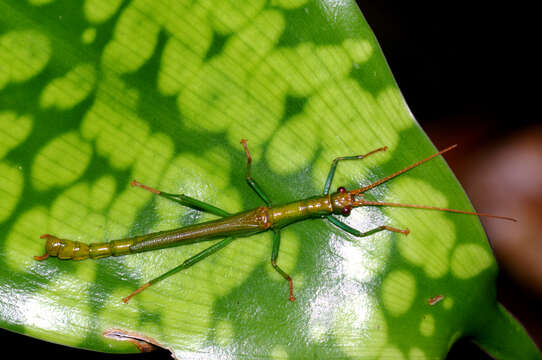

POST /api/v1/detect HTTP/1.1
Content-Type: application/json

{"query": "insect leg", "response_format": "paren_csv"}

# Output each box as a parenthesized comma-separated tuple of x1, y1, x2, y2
(130, 180, 230, 217)
(240, 139, 272, 206)
(271, 230, 295, 302)
(122, 237, 235, 303)
(326, 216, 409, 237)
(323, 147, 388, 195)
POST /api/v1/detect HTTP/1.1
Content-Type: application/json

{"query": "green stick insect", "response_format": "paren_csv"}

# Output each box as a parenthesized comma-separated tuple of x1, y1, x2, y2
(34, 140, 515, 303)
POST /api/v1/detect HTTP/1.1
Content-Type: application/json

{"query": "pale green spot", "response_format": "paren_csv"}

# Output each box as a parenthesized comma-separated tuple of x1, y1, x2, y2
(50, 183, 107, 243)
(84, 0, 122, 24)
(158, 3, 211, 95)
(216, 186, 243, 214)
(131, 132, 174, 192)
(207, 0, 266, 35)
(443, 296, 454, 309)
(306, 78, 395, 191)
(379, 345, 405, 360)
(216, 320, 234, 345)
(308, 78, 395, 143)
(40, 63, 96, 110)
(451, 244, 494, 279)
(377, 87, 414, 131)
(28, 0, 55, 6)
(267, 114, 319, 174)
(0, 162, 23, 222)
(81, 27, 96, 44)
(381, 270, 416, 316)
(268, 43, 352, 97)
(89, 176, 116, 212)
(223, 10, 285, 73)
(32, 131, 92, 190)
(271, 345, 288, 360)
(248, 61, 288, 127)
(4, 206, 48, 271)
(178, 58, 243, 133)
(0, 61, 6, 89)
(333, 295, 387, 358)
(419, 314, 435, 337)
(388, 178, 455, 278)
(409, 347, 427, 360)
(102, 2, 160, 74)
(423, 246, 451, 278)
(224, 92, 282, 147)
(158, 37, 204, 96)
(163, 1, 211, 56)
(81, 77, 150, 170)
(270, 0, 308, 9)
(0, 111, 33, 159)
(78, 213, 107, 242)
(343, 38, 373, 64)
(0, 30, 51, 87)
(178, 10, 285, 148)
(106, 186, 151, 239)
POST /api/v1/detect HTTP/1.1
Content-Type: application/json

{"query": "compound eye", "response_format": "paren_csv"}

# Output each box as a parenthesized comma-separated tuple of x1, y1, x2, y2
(337, 186, 347, 193)
(342, 206, 351, 216)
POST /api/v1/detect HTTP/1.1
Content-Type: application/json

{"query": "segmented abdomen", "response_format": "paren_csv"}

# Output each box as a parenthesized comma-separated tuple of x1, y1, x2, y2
(38, 206, 270, 260)
(40, 234, 133, 260)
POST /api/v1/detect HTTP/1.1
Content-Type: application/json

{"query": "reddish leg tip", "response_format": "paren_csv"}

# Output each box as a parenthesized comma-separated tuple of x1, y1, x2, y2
(34, 253, 49, 261)
(122, 297, 130, 304)
(403, 229, 410, 235)
(130, 180, 160, 194)
(40, 234, 51, 239)
(240, 139, 247, 144)
(289, 295, 296, 302)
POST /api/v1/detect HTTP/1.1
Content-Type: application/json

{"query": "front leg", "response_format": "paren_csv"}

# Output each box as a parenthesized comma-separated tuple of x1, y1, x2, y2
(322, 147, 388, 195)
(326, 216, 409, 237)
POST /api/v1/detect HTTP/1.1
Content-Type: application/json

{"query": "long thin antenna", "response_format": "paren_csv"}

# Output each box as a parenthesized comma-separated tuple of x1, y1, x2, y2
(351, 144, 457, 195)
(358, 200, 517, 222)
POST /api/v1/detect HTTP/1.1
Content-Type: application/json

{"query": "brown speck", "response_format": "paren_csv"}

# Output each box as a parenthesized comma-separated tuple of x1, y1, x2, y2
(104, 329, 175, 358)
(428, 294, 444, 306)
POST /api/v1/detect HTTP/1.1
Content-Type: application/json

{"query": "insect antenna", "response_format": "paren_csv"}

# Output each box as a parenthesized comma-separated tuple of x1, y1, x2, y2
(349, 144, 516, 222)
(356, 200, 516, 222)
(350, 144, 458, 196)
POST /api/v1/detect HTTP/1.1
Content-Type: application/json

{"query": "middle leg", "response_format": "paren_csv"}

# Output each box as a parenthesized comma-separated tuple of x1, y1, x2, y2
(271, 230, 295, 302)
(327, 215, 409, 238)
(240, 139, 272, 206)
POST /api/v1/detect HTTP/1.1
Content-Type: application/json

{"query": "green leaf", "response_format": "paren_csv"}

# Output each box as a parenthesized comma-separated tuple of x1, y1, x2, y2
(0, 0, 539, 359)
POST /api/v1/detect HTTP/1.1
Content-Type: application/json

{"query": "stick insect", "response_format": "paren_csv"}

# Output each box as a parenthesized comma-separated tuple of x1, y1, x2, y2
(35, 140, 515, 303)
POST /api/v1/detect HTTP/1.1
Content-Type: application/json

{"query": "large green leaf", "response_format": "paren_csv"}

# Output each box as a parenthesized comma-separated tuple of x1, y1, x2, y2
(0, 0, 539, 359)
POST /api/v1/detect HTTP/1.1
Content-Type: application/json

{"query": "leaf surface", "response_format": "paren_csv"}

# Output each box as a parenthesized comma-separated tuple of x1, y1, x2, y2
(0, 0, 538, 359)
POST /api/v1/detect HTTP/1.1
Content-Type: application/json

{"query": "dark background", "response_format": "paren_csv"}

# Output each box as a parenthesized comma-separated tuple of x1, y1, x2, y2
(2, 1, 539, 359)
(357, 1, 540, 359)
